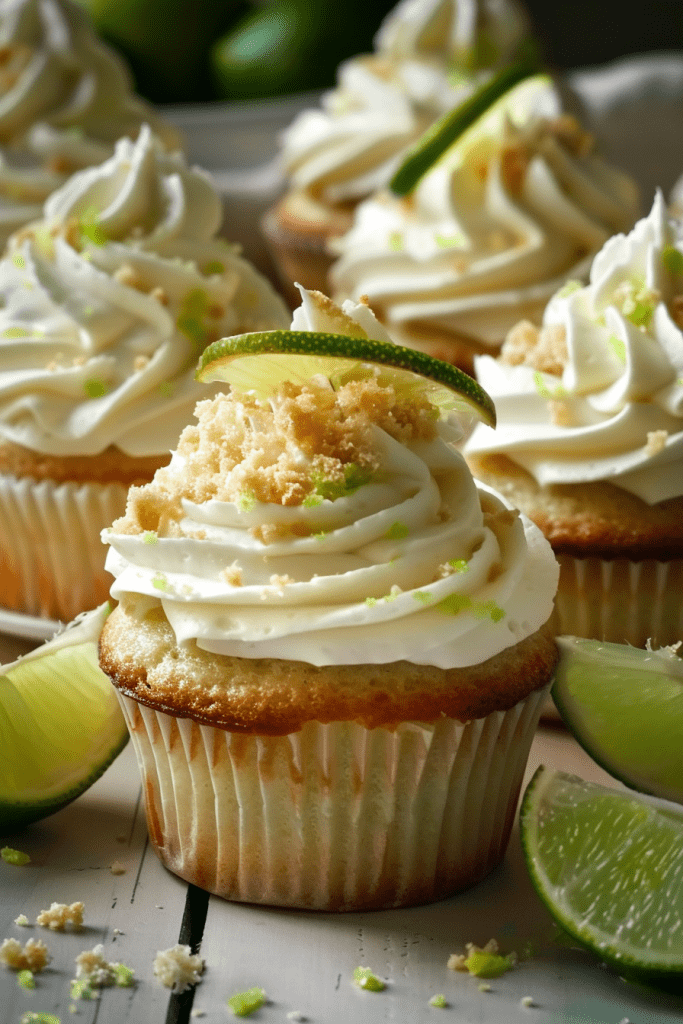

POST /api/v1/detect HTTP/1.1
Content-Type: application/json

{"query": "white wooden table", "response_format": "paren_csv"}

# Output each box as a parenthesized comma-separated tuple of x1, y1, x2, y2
(1, 632, 682, 1024)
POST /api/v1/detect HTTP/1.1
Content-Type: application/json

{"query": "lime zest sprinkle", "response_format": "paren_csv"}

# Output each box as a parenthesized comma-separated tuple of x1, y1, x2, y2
(557, 279, 582, 298)
(17, 969, 35, 989)
(533, 371, 566, 399)
(83, 378, 109, 399)
(365, 597, 378, 607)
(177, 288, 211, 352)
(464, 950, 516, 978)
(70, 978, 95, 1000)
(313, 530, 327, 542)
(1, 846, 31, 865)
(302, 492, 323, 508)
(608, 334, 626, 363)
(662, 245, 683, 275)
(227, 986, 267, 1016)
(12, 253, 26, 269)
(21, 1014, 61, 1024)
(312, 462, 373, 501)
(237, 490, 256, 512)
(388, 231, 404, 252)
(159, 381, 175, 398)
(2, 326, 30, 338)
(435, 232, 466, 249)
(413, 591, 433, 604)
(143, 531, 159, 545)
(113, 963, 135, 987)
(613, 278, 660, 328)
(152, 572, 170, 592)
(353, 966, 386, 991)
(385, 521, 409, 540)
(78, 205, 107, 247)
(448, 558, 469, 573)
(437, 593, 505, 622)
(202, 260, 225, 276)
(429, 993, 447, 1008)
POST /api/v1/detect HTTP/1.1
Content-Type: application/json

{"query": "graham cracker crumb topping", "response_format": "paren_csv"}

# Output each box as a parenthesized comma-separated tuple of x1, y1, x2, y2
(501, 320, 567, 375)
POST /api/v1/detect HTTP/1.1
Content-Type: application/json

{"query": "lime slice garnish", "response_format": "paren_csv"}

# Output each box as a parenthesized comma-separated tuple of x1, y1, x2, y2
(0, 604, 128, 832)
(553, 636, 683, 804)
(521, 765, 683, 984)
(389, 58, 543, 196)
(196, 330, 496, 427)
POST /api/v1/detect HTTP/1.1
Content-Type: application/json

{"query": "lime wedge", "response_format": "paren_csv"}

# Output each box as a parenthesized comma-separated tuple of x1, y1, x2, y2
(196, 329, 496, 427)
(553, 636, 683, 804)
(521, 765, 683, 985)
(0, 604, 128, 832)
(389, 58, 544, 196)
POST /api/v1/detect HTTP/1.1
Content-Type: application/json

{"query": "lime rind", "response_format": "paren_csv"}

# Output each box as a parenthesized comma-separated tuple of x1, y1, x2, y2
(389, 59, 545, 197)
(521, 766, 683, 982)
(196, 330, 496, 428)
(0, 604, 128, 832)
(552, 636, 683, 804)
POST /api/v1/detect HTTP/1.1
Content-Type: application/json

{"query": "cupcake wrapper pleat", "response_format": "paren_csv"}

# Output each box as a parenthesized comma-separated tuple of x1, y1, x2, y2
(0, 473, 127, 620)
(116, 686, 548, 911)
(555, 554, 683, 647)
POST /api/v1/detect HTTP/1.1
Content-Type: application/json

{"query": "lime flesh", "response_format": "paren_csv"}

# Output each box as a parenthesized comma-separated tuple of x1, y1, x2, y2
(521, 766, 683, 985)
(553, 636, 683, 805)
(0, 604, 128, 832)
(196, 329, 496, 427)
(389, 59, 544, 196)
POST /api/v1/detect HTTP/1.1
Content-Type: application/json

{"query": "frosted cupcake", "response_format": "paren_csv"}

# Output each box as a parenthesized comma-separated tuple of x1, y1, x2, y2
(0, 0, 181, 248)
(331, 76, 640, 373)
(99, 287, 559, 912)
(465, 192, 683, 647)
(0, 127, 289, 621)
(263, 0, 531, 304)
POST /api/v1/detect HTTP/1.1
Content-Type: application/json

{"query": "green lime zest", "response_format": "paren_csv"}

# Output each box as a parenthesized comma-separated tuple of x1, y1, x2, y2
(177, 288, 211, 352)
(662, 245, 683, 275)
(2, 326, 30, 338)
(533, 371, 566, 399)
(1, 846, 31, 865)
(12, 253, 26, 269)
(70, 978, 95, 1000)
(437, 593, 505, 622)
(464, 950, 516, 978)
(83, 378, 109, 399)
(143, 531, 159, 545)
(227, 986, 267, 1016)
(78, 206, 107, 247)
(448, 558, 468, 573)
(21, 1014, 61, 1024)
(557, 279, 582, 298)
(237, 490, 256, 512)
(113, 963, 135, 987)
(608, 335, 626, 363)
(17, 969, 35, 989)
(429, 993, 448, 1007)
(389, 58, 542, 197)
(152, 573, 170, 592)
(353, 966, 385, 991)
(388, 231, 404, 252)
(413, 591, 433, 604)
(196, 330, 496, 429)
(312, 463, 373, 501)
(385, 521, 409, 540)
(202, 260, 225, 276)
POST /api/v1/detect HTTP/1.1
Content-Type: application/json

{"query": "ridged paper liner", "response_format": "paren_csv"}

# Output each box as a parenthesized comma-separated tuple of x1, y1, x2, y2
(117, 685, 548, 911)
(0, 473, 128, 621)
(555, 554, 683, 648)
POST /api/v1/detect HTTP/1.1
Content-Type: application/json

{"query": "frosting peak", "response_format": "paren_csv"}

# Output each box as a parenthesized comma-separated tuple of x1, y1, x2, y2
(466, 192, 683, 503)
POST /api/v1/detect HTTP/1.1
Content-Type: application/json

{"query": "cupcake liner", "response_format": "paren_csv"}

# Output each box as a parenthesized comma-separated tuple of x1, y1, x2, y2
(0, 473, 128, 621)
(555, 554, 683, 647)
(116, 684, 549, 911)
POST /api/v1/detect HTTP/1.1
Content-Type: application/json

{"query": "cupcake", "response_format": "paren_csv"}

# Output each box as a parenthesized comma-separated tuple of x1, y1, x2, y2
(0, 0, 181, 248)
(262, 0, 531, 305)
(98, 287, 559, 912)
(465, 192, 683, 647)
(0, 126, 289, 621)
(331, 76, 640, 373)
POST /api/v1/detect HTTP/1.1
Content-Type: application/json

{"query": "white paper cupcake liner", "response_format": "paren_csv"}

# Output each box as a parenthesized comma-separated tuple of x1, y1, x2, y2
(116, 685, 549, 911)
(555, 554, 683, 648)
(0, 473, 128, 621)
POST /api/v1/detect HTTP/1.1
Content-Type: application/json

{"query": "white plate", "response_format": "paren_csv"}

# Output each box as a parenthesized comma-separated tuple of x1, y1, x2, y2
(0, 606, 61, 642)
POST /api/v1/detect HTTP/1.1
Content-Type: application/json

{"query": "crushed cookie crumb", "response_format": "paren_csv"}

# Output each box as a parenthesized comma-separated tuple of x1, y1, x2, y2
(549, 399, 574, 427)
(134, 355, 149, 371)
(501, 321, 567, 375)
(501, 320, 539, 365)
(149, 285, 169, 305)
(546, 114, 593, 156)
(645, 430, 668, 456)
(500, 143, 530, 193)
(36, 902, 84, 932)
(221, 562, 243, 586)
(0, 937, 51, 971)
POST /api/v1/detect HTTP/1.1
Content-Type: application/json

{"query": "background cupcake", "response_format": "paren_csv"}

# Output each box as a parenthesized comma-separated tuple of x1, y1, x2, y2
(263, 0, 532, 304)
(465, 192, 683, 646)
(0, 126, 289, 621)
(99, 287, 559, 912)
(0, 0, 181, 249)
(331, 74, 640, 373)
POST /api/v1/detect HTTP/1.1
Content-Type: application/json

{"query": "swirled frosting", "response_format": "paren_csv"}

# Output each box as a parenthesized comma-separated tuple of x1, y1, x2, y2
(103, 288, 558, 668)
(280, 0, 530, 207)
(331, 83, 640, 348)
(0, 0, 181, 245)
(0, 127, 290, 457)
(465, 192, 683, 504)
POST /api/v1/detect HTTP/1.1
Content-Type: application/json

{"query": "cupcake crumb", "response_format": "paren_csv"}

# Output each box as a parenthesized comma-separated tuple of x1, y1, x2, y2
(520, 995, 536, 1008)
(36, 902, 84, 931)
(0, 937, 51, 971)
(645, 430, 668, 457)
(153, 944, 204, 993)
(14, 915, 30, 927)
(109, 861, 126, 875)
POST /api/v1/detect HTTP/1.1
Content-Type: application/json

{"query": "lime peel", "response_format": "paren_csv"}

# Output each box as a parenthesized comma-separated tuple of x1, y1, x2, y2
(227, 986, 267, 1016)
(1, 846, 30, 865)
(353, 966, 386, 991)
(196, 329, 496, 429)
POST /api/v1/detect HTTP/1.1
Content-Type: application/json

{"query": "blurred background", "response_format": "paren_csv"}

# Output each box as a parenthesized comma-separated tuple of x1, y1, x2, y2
(75, 0, 683, 105)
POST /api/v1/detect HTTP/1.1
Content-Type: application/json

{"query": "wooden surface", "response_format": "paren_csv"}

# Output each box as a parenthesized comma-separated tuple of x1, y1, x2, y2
(1, 632, 682, 1024)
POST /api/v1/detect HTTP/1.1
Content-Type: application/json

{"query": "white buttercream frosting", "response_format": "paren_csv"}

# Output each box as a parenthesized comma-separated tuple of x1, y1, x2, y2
(103, 288, 559, 669)
(280, 0, 530, 206)
(331, 80, 641, 348)
(465, 192, 683, 504)
(0, 127, 290, 457)
(0, 0, 181, 245)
